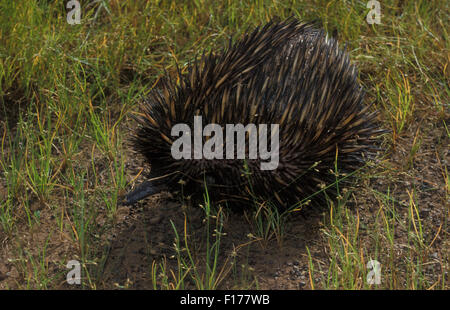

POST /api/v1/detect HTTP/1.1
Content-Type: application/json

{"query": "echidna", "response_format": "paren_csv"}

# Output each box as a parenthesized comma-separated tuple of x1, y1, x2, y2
(124, 18, 382, 209)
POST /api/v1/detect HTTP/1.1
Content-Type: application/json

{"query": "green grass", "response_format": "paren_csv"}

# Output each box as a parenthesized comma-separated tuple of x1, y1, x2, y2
(0, 0, 448, 290)
(152, 186, 228, 290)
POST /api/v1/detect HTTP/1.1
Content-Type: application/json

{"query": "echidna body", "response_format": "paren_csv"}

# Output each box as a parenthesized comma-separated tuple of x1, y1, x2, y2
(125, 19, 381, 208)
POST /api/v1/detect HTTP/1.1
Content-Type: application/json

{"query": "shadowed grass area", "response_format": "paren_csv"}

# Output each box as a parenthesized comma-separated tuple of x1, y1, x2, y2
(0, 0, 448, 289)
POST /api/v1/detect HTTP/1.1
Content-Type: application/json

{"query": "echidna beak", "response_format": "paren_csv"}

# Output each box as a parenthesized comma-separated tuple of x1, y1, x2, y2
(122, 181, 166, 206)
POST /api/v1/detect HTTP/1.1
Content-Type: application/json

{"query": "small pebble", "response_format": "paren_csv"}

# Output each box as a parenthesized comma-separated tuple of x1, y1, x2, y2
(149, 215, 162, 225)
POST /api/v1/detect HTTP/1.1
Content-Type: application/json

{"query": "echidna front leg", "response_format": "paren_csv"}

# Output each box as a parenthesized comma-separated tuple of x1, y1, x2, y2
(122, 181, 166, 205)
